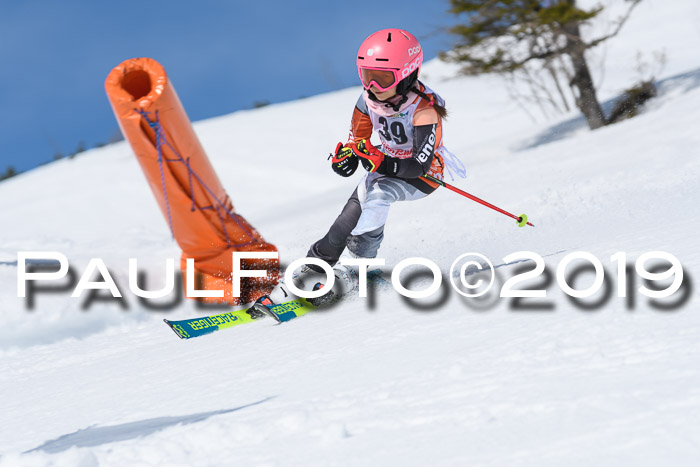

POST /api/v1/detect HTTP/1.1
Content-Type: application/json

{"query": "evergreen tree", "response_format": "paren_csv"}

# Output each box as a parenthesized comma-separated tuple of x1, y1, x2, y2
(443, 0, 642, 129)
(0, 166, 17, 181)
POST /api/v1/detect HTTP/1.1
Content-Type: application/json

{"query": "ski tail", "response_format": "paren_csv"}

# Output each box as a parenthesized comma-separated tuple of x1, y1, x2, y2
(162, 308, 260, 339)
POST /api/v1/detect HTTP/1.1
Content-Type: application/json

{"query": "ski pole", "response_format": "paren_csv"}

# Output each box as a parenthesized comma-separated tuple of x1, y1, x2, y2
(421, 174, 534, 228)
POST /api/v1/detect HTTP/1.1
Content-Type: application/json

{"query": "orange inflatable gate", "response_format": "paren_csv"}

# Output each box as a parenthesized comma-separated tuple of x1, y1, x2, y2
(105, 57, 278, 305)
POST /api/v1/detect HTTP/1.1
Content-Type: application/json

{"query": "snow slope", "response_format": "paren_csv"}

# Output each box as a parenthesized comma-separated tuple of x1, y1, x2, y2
(1, 1, 700, 465)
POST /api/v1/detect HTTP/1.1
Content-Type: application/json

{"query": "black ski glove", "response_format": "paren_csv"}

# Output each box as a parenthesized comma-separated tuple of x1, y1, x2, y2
(330, 142, 359, 177)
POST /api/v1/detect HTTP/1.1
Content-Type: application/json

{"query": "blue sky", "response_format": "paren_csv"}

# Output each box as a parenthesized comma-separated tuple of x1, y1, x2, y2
(0, 0, 458, 174)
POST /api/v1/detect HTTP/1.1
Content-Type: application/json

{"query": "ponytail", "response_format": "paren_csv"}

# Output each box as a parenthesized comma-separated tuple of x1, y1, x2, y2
(412, 86, 448, 120)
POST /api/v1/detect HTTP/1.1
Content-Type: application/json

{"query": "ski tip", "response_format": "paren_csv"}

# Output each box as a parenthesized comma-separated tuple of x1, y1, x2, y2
(259, 306, 282, 324)
(252, 296, 283, 324)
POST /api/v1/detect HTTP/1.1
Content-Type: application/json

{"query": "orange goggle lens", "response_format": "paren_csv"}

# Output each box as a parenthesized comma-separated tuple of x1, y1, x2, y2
(359, 68, 397, 90)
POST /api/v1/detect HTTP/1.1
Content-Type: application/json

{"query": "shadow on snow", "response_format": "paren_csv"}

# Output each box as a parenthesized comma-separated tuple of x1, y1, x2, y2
(27, 397, 274, 454)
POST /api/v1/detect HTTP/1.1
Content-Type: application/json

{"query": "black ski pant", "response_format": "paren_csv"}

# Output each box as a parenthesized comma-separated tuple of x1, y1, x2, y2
(306, 174, 434, 266)
(306, 188, 384, 266)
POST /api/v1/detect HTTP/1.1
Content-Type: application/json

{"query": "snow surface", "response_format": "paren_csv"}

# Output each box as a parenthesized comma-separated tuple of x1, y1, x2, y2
(1, 1, 700, 465)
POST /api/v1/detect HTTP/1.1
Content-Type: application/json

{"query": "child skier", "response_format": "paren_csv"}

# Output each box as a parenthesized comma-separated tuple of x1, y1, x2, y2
(299, 28, 454, 291)
(263, 28, 460, 308)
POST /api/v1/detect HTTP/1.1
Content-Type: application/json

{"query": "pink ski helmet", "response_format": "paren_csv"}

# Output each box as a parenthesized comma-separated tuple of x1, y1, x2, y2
(356, 29, 423, 93)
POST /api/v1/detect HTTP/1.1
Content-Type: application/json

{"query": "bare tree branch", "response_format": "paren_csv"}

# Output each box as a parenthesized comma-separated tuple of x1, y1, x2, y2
(585, 0, 642, 48)
(503, 74, 540, 123)
(545, 60, 571, 112)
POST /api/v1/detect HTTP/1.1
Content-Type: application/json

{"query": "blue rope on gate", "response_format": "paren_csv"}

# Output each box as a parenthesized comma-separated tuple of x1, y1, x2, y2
(136, 109, 260, 248)
(215, 204, 233, 247)
(185, 157, 196, 212)
(140, 110, 175, 239)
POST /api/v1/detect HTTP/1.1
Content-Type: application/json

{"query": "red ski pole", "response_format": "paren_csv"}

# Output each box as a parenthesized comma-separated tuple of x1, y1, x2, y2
(421, 174, 534, 228)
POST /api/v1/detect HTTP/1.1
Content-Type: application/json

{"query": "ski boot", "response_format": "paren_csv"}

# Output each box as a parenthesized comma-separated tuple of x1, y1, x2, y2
(248, 295, 283, 323)
(307, 281, 338, 307)
(246, 295, 274, 320)
(331, 262, 359, 296)
(291, 264, 327, 291)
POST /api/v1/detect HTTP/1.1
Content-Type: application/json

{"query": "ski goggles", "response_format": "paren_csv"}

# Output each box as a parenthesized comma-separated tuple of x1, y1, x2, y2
(358, 66, 400, 92)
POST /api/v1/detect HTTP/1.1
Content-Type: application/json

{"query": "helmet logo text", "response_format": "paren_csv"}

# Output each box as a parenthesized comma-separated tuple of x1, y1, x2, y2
(401, 55, 422, 79)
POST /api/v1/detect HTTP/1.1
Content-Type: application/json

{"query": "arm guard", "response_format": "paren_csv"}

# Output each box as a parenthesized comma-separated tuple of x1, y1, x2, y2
(384, 124, 437, 178)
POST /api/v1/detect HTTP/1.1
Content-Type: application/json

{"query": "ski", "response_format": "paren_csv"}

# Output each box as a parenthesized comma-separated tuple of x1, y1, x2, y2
(163, 298, 315, 339)
(163, 269, 390, 339)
